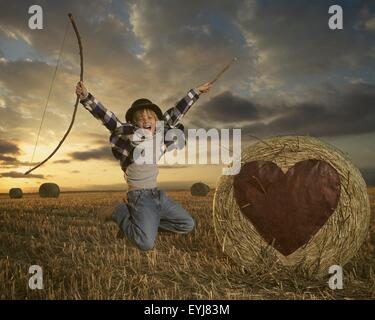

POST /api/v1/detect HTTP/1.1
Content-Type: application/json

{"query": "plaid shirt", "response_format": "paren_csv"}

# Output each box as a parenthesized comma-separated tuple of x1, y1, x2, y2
(80, 88, 200, 171)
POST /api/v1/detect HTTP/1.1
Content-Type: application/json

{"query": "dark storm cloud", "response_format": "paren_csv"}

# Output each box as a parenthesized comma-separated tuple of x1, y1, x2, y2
(252, 82, 375, 137)
(191, 82, 375, 137)
(128, 0, 255, 92)
(0, 139, 38, 168)
(0, 171, 45, 179)
(0, 139, 20, 154)
(0, 60, 64, 97)
(68, 146, 114, 161)
(196, 91, 261, 123)
(54, 143, 116, 163)
(0, 140, 23, 166)
(53, 159, 71, 164)
(237, 0, 375, 85)
(0, 155, 18, 163)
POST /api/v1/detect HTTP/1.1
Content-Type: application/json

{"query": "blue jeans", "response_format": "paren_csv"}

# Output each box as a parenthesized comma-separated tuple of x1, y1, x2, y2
(112, 188, 194, 251)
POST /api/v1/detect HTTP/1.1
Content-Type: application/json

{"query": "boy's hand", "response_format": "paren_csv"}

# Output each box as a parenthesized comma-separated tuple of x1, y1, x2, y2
(197, 82, 212, 94)
(76, 81, 88, 100)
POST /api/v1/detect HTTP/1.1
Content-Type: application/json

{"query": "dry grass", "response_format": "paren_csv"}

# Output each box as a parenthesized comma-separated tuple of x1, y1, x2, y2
(0, 188, 374, 300)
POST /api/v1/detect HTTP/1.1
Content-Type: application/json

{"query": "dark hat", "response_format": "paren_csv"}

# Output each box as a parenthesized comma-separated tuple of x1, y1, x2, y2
(125, 98, 163, 123)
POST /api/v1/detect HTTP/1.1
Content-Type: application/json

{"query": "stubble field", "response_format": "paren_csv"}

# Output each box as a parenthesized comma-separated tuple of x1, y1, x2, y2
(0, 188, 374, 300)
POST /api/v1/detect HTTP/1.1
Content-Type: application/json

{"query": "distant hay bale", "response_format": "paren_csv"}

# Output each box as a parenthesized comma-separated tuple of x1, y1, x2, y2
(39, 183, 60, 198)
(191, 182, 210, 196)
(9, 188, 23, 199)
(213, 135, 371, 277)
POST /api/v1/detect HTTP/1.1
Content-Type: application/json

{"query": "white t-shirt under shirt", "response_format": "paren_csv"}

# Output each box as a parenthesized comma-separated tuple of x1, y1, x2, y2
(125, 162, 159, 190)
(125, 129, 164, 191)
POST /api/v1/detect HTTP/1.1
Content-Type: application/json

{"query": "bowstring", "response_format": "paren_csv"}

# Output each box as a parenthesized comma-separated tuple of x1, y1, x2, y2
(28, 19, 70, 170)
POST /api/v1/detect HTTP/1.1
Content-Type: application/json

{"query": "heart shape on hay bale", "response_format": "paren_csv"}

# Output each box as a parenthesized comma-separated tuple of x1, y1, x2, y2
(233, 159, 341, 256)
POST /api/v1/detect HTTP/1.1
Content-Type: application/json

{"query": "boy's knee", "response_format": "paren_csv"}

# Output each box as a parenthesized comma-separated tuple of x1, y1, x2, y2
(187, 217, 195, 231)
(188, 218, 195, 232)
(180, 216, 195, 233)
(136, 237, 155, 251)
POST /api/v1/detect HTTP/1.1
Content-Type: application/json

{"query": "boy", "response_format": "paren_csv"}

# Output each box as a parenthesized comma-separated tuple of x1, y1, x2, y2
(75, 81, 212, 251)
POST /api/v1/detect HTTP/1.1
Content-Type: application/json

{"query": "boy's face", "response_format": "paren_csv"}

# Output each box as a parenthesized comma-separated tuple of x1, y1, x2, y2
(132, 109, 157, 135)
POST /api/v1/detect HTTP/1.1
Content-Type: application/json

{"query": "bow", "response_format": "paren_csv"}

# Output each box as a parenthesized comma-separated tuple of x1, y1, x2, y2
(24, 13, 83, 175)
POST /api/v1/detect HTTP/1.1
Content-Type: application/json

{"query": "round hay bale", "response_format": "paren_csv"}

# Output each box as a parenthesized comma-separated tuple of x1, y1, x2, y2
(213, 135, 371, 277)
(191, 182, 210, 196)
(39, 183, 60, 198)
(9, 188, 23, 199)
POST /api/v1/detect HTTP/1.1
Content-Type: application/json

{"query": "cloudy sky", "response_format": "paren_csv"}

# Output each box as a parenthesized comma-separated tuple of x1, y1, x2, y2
(0, 0, 374, 192)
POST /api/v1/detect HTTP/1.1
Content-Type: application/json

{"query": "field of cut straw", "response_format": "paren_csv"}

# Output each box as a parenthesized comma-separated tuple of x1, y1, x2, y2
(0, 188, 374, 300)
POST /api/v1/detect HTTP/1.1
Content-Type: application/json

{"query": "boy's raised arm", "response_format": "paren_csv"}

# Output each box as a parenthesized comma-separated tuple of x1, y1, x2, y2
(76, 81, 134, 133)
(164, 82, 212, 127)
